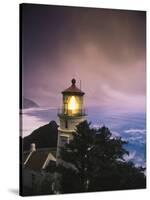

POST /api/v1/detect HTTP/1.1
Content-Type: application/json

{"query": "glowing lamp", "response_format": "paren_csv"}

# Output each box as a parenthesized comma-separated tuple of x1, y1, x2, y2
(61, 79, 85, 116)
(68, 96, 79, 114)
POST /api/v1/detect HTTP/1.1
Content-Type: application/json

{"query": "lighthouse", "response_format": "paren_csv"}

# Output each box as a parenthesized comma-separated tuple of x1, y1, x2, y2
(57, 78, 86, 157)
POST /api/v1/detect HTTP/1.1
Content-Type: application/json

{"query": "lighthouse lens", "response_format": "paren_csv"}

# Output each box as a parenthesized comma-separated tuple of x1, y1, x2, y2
(68, 96, 78, 114)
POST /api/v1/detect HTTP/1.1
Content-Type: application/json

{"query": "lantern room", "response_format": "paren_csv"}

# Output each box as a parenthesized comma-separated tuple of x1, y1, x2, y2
(57, 78, 87, 157)
(58, 79, 85, 116)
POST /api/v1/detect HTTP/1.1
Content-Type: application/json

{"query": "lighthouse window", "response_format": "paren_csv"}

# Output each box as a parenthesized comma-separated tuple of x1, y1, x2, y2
(65, 120, 68, 128)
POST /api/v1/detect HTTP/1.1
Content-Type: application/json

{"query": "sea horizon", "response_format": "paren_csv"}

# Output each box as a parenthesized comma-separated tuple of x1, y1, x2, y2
(21, 105, 146, 168)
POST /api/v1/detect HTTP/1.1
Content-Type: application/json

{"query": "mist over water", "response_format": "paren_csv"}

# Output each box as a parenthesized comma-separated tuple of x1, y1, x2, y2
(87, 107, 146, 167)
(21, 106, 146, 167)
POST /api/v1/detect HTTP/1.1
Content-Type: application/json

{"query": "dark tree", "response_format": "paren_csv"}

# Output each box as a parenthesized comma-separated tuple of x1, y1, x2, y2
(58, 121, 95, 193)
(57, 121, 146, 193)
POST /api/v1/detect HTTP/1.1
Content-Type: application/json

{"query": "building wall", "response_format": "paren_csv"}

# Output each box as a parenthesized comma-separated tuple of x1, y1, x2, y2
(59, 116, 86, 131)
(57, 115, 86, 159)
(23, 168, 54, 195)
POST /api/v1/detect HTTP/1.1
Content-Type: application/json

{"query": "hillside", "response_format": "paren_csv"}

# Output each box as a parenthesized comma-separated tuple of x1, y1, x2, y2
(21, 97, 39, 109)
(22, 121, 58, 151)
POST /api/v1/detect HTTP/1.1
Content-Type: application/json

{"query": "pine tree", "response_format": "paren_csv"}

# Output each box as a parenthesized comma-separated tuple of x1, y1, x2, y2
(57, 120, 146, 193)
(58, 121, 95, 193)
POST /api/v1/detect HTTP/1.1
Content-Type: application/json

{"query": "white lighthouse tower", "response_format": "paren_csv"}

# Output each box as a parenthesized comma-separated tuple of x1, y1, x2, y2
(57, 78, 86, 157)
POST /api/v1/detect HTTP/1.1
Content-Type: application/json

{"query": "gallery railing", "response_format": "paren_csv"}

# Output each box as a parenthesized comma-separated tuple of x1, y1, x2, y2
(57, 108, 87, 117)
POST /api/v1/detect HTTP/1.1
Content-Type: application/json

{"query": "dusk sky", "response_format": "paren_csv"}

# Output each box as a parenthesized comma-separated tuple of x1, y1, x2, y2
(22, 4, 146, 112)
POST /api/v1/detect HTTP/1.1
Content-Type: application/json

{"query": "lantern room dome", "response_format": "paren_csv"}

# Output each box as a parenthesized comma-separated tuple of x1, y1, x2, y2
(62, 79, 85, 96)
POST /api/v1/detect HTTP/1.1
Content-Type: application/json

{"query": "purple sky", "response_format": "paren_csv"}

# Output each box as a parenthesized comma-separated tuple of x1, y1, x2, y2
(21, 4, 146, 112)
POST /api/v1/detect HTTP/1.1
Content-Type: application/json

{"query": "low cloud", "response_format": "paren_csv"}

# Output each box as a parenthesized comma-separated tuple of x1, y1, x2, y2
(21, 107, 57, 137)
(22, 112, 47, 137)
(124, 129, 146, 135)
(123, 151, 136, 162)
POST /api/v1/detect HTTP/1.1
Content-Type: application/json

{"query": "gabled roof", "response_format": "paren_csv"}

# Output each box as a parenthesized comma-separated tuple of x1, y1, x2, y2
(23, 152, 30, 164)
(23, 148, 56, 171)
(62, 79, 85, 96)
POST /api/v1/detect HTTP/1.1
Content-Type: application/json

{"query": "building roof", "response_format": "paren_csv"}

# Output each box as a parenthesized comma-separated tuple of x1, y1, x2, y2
(23, 152, 30, 164)
(62, 79, 85, 96)
(23, 148, 56, 171)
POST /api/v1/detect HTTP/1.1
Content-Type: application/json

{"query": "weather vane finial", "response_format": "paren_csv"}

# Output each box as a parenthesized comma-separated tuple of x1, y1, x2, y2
(71, 78, 76, 85)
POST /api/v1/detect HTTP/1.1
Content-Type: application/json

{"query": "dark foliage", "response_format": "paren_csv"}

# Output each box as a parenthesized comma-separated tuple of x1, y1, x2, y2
(23, 121, 58, 151)
(45, 161, 56, 173)
(57, 121, 146, 193)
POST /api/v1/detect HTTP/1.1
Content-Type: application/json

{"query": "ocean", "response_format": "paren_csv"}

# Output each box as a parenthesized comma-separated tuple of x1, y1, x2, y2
(21, 106, 146, 168)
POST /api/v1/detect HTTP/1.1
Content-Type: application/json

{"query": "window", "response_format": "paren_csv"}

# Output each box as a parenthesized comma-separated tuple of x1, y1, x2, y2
(65, 120, 68, 128)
